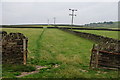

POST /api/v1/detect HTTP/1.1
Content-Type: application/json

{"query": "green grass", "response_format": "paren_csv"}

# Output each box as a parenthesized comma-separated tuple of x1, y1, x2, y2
(2, 64, 36, 78)
(1, 28, 118, 78)
(74, 30, 120, 40)
(2, 64, 36, 72)
(5, 25, 55, 27)
(0, 64, 2, 78)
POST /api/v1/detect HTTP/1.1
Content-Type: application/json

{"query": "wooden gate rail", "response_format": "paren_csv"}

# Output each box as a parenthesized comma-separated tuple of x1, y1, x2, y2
(92, 49, 120, 55)
(90, 46, 120, 70)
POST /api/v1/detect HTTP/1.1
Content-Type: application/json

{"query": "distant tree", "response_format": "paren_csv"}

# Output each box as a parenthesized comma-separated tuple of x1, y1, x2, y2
(104, 21, 107, 24)
(109, 21, 113, 24)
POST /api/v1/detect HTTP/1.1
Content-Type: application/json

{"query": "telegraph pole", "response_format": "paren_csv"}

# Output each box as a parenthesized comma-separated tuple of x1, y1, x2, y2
(69, 9, 77, 26)
(47, 19, 49, 26)
(53, 17, 56, 25)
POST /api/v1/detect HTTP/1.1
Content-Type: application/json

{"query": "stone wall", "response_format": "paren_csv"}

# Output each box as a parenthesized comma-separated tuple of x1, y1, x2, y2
(59, 28, 120, 44)
(0, 31, 28, 64)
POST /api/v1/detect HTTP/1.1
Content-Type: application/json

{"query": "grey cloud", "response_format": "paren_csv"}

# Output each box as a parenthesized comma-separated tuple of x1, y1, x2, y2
(1, 2, 118, 25)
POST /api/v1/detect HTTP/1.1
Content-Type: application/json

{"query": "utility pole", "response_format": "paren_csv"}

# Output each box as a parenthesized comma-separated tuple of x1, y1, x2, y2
(47, 19, 49, 26)
(53, 17, 56, 25)
(69, 9, 77, 27)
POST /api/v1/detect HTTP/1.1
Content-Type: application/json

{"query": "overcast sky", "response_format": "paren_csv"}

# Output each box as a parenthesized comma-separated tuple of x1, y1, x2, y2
(1, 0, 119, 25)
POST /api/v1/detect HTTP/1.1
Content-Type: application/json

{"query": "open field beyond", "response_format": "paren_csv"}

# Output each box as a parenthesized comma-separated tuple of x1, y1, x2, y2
(1, 28, 118, 78)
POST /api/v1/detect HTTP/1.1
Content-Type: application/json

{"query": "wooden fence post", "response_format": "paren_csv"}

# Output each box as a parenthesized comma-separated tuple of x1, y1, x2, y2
(89, 44, 95, 69)
(23, 39, 27, 65)
(95, 44, 99, 68)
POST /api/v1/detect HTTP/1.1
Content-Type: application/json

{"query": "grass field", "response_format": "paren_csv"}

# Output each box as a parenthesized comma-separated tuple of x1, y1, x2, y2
(2, 28, 118, 78)
(74, 30, 120, 40)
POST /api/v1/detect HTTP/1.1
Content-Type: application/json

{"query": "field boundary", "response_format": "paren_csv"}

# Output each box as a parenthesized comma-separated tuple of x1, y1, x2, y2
(1, 26, 120, 31)
(58, 28, 120, 43)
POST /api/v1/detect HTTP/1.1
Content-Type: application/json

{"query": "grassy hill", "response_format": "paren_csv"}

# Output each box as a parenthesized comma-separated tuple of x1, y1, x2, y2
(84, 21, 120, 28)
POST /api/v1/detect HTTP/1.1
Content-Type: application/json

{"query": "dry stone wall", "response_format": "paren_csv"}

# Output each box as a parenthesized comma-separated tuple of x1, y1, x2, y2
(0, 31, 28, 64)
(59, 28, 120, 43)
